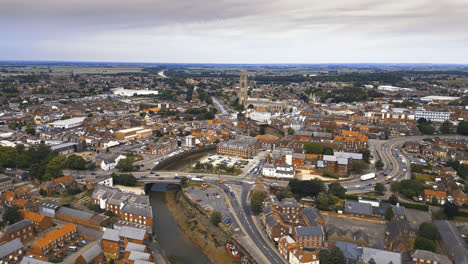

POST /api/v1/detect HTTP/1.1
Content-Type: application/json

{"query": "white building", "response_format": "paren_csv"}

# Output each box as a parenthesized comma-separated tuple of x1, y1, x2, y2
(112, 88, 159, 96)
(262, 164, 295, 179)
(48, 117, 86, 129)
(415, 109, 450, 122)
(185, 135, 197, 147)
(289, 250, 319, 264)
(249, 111, 271, 123)
(420, 95, 459, 103)
(96, 153, 127, 171)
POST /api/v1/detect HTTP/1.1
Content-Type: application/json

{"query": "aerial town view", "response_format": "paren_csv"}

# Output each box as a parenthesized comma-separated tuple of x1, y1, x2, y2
(1, 1, 468, 264)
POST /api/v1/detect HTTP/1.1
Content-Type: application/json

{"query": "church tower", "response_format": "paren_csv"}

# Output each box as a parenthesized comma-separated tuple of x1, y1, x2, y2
(239, 71, 248, 105)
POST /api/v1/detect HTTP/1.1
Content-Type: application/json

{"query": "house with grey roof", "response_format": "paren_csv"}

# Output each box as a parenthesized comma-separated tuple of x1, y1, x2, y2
(345, 200, 373, 217)
(302, 207, 325, 228)
(102, 228, 120, 241)
(20, 258, 53, 264)
(76, 243, 103, 264)
(125, 242, 147, 253)
(39, 201, 62, 217)
(133, 261, 155, 264)
(335, 241, 362, 263)
(0, 238, 24, 262)
(264, 214, 288, 242)
(0, 219, 33, 243)
(55, 206, 109, 229)
(293, 226, 324, 248)
(411, 250, 452, 264)
(361, 247, 402, 264)
(128, 251, 151, 262)
(434, 220, 468, 264)
(119, 226, 148, 241)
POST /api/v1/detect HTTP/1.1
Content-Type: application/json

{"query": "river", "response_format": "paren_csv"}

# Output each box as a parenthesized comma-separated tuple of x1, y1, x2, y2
(150, 191, 210, 264)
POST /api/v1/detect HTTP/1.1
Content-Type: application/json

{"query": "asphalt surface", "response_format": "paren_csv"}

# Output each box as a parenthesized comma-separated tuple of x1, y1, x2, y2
(218, 180, 283, 264)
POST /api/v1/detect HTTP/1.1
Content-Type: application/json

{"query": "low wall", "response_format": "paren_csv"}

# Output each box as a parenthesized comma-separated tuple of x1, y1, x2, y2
(152, 144, 216, 170)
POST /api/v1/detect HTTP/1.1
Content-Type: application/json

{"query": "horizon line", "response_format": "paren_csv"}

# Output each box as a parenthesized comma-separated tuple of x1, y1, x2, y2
(1, 59, 468, 66)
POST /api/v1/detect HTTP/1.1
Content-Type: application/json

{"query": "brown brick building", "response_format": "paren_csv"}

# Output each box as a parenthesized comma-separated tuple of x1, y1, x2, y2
(55, 207, 109, 230)
(0, 238, 24, 264)
(0, 219, 34, 243)
(31, 223, 77, 256)
(76, 243, 104, 264)
(21, 210, 53, 232)
(292, 226, 325, 248)
(101, 227, 148, 258)
(217, 135, 259, 158)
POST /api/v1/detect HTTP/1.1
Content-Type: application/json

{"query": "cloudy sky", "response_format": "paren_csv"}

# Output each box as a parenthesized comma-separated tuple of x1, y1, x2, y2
(1, 0, 468, 63)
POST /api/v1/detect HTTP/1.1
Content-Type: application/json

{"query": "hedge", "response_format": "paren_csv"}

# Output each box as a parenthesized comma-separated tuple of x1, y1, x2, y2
(457, 211, 468, 218)
(399, 202, 429, 211)
(344, 195, 359, 201)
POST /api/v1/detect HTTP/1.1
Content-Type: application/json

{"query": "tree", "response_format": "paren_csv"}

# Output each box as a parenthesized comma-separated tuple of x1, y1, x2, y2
(328, 182, 346, 199)
(66, 154, 86, 170)
(316, 192, 330, 211)
(443, 202, 459, 219)
(329, 247, 346, 264)
(210, 211, 222, 226)
(259, 126, 265, 135)
(251, 190, 266, 212)
(87, 204, 104, 213)
(375, 160, 384, 170)
(112, 173, 137, 186)
(180, 176, 189, 188)
(318, 249, 330, 264)
(391, 179, 425, 199)
(2, 205, 21, 225)
(288, 127, 295, 135)
(248, 104, 254, 109)
(414, 237, 436, 252)
(304, 142, 324, 154)
(374, 183, 385, 196)
(385, 206, 394, 220)
(351, 161, 369, 173)
(289, 179, 326, 198)
(25, 124, 36, 136)
(358, 149, 371, 163)
(323, 147, 334, 155)
(44, 155, 68, 181)
(139, 112, 147, 117)
(418, 122, 435, 135)
(104, 210, 115, 217)
(419, 222, 439, 240)
(457, 121, 468, 135)
(440, 120, 452, 134)
(389, 194, 399, 205)
(116, 158, 134, 172)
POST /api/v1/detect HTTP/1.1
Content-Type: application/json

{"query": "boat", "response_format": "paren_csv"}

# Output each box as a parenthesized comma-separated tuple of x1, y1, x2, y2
(226, 242, 240, 258)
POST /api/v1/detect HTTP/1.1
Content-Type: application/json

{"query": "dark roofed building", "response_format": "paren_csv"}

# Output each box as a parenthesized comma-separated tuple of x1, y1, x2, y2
(344, 200, 373, 217)
(335, 241, 362, 263)
(56, 206, 109, 229)
(411, 250, 453, 264)
(0, 238, 24, 264)
(293, 226, 324, 248)
(76, 243, 104, 264)
(302, 207, 325, 228)
(0, 219, 33, 243)
(434, 220, 468, 264)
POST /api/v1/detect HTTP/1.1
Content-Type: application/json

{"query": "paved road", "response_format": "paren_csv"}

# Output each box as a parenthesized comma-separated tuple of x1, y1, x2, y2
(212, 97, 228, 115)
(215, 180, 284, 264)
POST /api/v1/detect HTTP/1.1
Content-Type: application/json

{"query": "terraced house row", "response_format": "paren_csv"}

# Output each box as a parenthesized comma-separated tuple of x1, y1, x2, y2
(91, 186, 153, 228)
